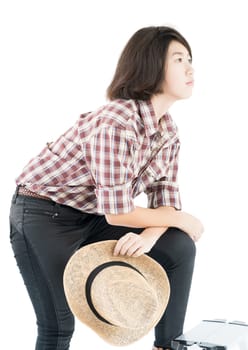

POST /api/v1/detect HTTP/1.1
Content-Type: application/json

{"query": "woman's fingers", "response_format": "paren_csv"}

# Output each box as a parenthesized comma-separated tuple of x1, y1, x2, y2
(113, 233, 140, 256)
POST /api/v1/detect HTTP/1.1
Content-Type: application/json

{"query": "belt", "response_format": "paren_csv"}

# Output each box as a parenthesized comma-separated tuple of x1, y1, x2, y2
(18, 186, 52, 202)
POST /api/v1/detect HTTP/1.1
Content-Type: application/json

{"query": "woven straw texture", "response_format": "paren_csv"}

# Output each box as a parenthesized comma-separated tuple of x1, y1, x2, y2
(63, 240, 170, 346)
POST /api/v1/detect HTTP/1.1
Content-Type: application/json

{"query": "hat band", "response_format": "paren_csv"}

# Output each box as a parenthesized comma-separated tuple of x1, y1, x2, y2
(85, 261, 145, 326)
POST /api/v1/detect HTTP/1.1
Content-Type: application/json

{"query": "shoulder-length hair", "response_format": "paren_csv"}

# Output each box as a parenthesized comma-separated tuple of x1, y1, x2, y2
(107, 26, 192, 101)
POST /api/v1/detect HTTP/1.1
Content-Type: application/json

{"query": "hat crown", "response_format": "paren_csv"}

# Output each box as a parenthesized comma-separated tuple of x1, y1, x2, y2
(91, 265, 159, 329)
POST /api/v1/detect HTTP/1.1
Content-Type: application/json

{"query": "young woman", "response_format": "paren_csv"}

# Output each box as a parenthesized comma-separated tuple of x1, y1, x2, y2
(9, 26, 204, 350)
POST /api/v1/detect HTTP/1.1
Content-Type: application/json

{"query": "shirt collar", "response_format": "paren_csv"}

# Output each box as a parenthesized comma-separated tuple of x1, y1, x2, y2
(137, 99, 178, 138)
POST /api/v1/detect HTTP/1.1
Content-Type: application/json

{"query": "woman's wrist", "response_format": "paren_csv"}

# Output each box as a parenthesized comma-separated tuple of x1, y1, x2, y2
(141, 226, 167, 238)
(140, 226, 168, 246)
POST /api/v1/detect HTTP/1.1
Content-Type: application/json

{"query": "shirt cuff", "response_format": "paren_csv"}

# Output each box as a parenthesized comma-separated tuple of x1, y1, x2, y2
(146, 181, 182, 210)
(95, 183, 134, 214)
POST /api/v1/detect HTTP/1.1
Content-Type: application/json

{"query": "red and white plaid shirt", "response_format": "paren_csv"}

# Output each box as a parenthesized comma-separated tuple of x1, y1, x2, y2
(16, 99, 181, 214)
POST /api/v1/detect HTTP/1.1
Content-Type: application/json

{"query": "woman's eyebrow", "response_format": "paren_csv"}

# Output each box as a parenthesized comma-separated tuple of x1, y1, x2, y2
(172, 52, 185, 56)
(172, 51, 191, 58)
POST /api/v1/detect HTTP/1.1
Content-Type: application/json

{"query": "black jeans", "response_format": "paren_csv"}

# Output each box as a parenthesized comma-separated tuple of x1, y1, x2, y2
(9, 189, 196, 349)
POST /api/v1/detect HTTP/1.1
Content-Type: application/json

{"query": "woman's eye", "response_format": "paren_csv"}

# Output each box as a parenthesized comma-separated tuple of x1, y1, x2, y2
(175, 57, 192, 64)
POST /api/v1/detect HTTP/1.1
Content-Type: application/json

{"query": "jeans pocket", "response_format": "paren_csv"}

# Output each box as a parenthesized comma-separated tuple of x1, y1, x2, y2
(24, 208, 56, 217)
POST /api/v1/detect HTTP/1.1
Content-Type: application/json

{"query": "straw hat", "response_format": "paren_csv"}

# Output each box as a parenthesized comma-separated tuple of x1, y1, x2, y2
(63, 240, 170, 346)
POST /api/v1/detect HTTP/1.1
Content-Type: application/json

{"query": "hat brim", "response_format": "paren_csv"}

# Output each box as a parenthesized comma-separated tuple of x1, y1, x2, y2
(63, 240, 170, 346)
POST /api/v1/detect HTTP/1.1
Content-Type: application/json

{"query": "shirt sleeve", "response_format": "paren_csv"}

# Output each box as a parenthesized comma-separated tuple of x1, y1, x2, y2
(85, 126, 135, 214)
(145, 142, 182, 210)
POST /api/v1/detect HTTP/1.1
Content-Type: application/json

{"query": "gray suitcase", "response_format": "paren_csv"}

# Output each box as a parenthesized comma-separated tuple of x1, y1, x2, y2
(171, 319, 248, 349)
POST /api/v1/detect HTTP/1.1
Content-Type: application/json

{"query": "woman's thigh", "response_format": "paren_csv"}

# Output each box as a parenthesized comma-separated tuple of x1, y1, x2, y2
(85, 220, 196, 270)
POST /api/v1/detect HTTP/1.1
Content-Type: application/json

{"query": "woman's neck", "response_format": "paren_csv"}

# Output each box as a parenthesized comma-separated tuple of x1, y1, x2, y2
(150, 93, 174, 121)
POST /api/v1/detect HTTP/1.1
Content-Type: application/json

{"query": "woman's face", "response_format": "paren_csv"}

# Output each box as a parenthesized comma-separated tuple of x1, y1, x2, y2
(161, 40, 194, 102)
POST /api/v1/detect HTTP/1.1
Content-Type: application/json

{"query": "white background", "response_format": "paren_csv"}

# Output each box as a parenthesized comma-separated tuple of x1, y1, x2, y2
(1, 0, 248, 349)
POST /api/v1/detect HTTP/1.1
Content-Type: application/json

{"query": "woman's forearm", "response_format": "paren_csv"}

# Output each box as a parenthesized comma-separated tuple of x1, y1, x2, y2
(105, 206, 176, 228)
(106, 206, 204, 241)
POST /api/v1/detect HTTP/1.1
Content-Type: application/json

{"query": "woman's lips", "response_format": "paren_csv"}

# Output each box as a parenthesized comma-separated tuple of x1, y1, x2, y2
(186, 80, 194, 86)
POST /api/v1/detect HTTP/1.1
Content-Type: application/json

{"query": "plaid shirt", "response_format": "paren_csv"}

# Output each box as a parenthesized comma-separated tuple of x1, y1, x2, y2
(16, 99, 181, 214)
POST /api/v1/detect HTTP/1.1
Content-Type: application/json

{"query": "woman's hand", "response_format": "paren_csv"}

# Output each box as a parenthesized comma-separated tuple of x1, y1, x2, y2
(154, 206, 204, 242)
(176, 211, 204, 241)
(113, 226, 167, 257)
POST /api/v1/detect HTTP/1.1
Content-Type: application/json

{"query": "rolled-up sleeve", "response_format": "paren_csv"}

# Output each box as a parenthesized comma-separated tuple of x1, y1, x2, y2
(86, 126, 135, 214)
(146, 180, 181, 210)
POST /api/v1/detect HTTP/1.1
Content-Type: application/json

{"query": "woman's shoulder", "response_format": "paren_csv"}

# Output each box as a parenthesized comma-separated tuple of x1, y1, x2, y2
(92, 99, 139, 128)
(77, 99, 141, 142)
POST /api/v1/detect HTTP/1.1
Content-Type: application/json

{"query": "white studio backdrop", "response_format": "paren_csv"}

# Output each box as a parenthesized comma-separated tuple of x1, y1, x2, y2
(1, 0, 248, 349)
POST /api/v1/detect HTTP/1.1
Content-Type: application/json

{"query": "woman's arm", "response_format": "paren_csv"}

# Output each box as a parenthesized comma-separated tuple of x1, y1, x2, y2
(106, 205, 204, 240)
(110, 207, 203, 257)
(106, 206, 175, 227)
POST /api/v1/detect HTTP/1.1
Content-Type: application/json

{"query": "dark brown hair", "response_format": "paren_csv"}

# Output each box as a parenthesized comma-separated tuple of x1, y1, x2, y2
(107, 26, 192, 101)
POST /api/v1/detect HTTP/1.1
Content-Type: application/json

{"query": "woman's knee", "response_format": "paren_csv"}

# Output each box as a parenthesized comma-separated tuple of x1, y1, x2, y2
(152, 228, 196, 266)
(170, 228, 196, 261)
(177, 228, 196, 258)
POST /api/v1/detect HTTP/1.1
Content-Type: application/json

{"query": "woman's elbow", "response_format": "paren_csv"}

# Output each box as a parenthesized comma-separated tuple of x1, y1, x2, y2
(105, 209, 137, 227)
(105, 213, 131, 227)
(105, 213, 119, 226)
